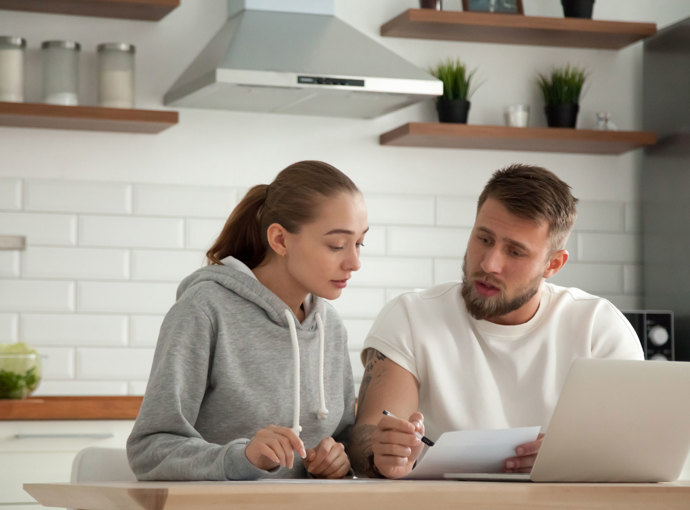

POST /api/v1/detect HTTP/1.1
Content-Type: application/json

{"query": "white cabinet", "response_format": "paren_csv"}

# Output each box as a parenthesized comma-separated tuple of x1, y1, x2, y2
(0, 420, 134, 506)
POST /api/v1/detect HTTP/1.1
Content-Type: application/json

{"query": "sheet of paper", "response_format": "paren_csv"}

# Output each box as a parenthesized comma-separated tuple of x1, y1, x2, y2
(404, 426, 541, 479)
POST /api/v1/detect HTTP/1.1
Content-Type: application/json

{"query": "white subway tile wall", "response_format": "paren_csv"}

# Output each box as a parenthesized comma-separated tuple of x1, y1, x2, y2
(129, 315, 164, 347)
(0, 178, 642, 395)
(133, 184, 237, 218)
(25, 180, 132, 214)
(0, 212, 77, 245)
(0, 251, 20, 278)
(0, 178, 22, 210)
(0, 313, 18, 342)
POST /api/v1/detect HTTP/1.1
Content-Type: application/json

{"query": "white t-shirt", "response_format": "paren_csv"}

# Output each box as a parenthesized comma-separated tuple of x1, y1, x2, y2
(362, 281, 644, 440)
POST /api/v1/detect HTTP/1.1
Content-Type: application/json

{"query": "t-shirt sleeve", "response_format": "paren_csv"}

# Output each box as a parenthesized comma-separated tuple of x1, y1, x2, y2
(590, 300, 645, 360)
(361, 294, 420, 381)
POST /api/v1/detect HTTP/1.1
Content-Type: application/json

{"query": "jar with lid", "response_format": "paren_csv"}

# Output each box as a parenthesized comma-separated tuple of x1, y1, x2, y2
(41, 40, 81, 105)
(97, 43, 135, 108)
(0, 36, 26, 102)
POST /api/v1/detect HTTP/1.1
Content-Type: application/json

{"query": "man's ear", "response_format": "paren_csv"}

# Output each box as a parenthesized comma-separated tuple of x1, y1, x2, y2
(543, 249, 569, 279)
(266, 223, 288, 256)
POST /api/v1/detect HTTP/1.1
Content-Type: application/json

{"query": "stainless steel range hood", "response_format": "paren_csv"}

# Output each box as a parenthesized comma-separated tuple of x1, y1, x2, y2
(163, 0, 442, 118)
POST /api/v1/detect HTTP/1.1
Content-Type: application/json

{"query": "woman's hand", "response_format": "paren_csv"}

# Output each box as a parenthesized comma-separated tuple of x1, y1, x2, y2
(245, 425, 306, 471)
(371, 412, 426, 479)
(303, 437, 351, 479)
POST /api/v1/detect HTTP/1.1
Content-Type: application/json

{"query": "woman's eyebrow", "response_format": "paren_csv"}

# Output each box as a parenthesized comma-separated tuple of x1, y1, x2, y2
(324, 227, 370, 236)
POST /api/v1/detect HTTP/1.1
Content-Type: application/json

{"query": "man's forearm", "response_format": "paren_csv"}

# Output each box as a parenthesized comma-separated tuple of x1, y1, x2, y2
(350, 423, 381, 478)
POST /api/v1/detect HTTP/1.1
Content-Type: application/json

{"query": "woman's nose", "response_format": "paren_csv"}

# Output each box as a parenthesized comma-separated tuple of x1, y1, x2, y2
(345, 247, 361, 272)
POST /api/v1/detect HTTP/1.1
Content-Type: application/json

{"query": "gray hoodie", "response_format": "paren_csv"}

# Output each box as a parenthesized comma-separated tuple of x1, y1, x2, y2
(127, 257, 355, 480)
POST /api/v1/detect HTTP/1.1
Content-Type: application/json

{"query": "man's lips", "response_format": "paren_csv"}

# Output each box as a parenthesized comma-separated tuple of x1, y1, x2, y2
(474, 279, 501, 297)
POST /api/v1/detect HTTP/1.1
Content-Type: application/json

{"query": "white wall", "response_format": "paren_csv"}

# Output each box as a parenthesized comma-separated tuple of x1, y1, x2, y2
(1, 0, 689, 395)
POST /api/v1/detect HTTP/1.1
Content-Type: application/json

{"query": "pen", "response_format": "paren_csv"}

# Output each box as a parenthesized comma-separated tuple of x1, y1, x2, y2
(382, 410, 435, 447)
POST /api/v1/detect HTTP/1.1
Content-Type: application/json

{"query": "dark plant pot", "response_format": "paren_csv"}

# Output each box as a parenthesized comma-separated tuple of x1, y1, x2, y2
(420, 0, 442, 9)
(436, 98, 470, 124)
(561, 0, 594, 19)
(544, 104, 579, 128)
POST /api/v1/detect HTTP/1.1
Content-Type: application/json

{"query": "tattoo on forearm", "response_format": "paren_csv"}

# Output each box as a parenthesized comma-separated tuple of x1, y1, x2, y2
(350, 424, 381, 477)
(351, 349, 388, 478)
(357, 349, 387, 412)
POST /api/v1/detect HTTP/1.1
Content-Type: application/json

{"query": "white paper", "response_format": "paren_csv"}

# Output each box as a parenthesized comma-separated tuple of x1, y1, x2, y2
(404, 426, 541, 479)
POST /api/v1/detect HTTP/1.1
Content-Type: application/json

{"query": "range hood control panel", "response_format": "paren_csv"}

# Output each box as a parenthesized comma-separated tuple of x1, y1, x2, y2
(298, 76, 364, 87)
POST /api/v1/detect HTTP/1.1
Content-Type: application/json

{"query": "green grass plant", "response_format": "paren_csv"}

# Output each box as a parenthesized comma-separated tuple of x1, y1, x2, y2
(537, 65, 587, 105)
(430, 58, 478, 101)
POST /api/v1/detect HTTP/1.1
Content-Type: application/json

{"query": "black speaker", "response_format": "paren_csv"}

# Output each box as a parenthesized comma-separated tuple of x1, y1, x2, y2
(622, 310, 674, 361)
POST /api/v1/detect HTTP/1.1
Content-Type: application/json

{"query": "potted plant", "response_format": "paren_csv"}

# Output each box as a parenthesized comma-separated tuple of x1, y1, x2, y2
(561, 0, 595, 19)
(430, 58, 478, 124)
(537, 65, 587, 128)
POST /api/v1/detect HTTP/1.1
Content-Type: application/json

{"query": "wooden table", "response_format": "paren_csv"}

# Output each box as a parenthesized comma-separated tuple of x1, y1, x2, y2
(23, 480, 690, 510)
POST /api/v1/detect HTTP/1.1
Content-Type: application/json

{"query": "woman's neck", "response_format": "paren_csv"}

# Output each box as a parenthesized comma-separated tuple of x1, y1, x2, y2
(252, 259, 307, 322)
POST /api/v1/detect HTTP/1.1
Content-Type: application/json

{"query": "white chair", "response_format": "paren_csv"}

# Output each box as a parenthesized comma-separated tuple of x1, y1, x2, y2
(70, 447, 137, 483)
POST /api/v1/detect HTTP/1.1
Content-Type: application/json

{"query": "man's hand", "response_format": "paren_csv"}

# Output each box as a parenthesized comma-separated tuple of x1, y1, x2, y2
(303, 437, 351, 479)
(371, 412, 426, 479)
(504, 433, 544, 473)
(245, 425, 306, 471)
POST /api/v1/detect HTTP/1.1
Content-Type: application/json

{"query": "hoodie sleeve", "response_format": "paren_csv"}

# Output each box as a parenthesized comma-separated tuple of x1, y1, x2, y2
(126, 297, 270, 481)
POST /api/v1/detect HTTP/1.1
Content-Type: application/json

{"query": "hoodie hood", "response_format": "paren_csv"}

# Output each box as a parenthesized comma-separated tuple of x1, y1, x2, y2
(177, 257, 320, 330)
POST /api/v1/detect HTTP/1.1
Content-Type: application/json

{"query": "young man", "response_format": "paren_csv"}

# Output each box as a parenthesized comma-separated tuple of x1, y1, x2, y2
(350, 164, 644, 479)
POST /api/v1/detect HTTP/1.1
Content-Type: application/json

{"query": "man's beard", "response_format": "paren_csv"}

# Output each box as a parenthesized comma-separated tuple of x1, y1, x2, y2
(461, 256, 541, 321)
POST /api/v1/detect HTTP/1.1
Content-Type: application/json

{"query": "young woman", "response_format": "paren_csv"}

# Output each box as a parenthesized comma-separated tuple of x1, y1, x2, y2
(127, 161, 368, 480)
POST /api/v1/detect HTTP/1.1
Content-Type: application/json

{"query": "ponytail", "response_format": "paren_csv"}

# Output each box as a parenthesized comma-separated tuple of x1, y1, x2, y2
(206, 160, 359, 269)
(206, 184, 268, 268)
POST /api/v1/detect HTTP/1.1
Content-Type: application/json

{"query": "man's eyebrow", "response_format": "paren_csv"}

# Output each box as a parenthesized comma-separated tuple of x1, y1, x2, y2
(324, 227, 370, 236)
(477, 226, 529, 252)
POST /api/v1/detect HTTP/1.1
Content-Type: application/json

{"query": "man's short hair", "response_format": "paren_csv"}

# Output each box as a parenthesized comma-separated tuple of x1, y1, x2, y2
(477, 164, 578, 252)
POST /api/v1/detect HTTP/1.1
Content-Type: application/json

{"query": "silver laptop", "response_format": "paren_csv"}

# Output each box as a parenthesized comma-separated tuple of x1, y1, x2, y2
(445, 358, 690, 482)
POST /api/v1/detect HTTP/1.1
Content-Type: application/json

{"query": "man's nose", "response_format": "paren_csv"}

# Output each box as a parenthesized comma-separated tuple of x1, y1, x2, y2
(480, 246, 503, 274)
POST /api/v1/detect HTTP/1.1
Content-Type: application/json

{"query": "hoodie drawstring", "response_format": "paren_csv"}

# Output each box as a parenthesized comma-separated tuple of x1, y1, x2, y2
(314, 313, 329, 421)
(283, 309, 329, 437)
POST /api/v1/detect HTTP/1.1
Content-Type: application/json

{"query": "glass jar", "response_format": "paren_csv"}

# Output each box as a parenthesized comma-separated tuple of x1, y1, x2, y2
(0, 352, 42, 399)
(97, 42, 135, 108)
(0, 36, 26, 102)
(41, 40, 81, 105)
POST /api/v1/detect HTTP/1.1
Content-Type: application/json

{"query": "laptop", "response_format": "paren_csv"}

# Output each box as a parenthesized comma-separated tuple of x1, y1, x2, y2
(444, 358, 690, 482)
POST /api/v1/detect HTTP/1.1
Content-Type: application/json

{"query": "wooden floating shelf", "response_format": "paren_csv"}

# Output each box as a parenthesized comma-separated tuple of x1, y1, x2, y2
(0, 0, 179, 21)
(0, 396, 142, 420)
(0, 101, 178, 134)
(380, 123, 657, 155)
(381, 9, 657, 49)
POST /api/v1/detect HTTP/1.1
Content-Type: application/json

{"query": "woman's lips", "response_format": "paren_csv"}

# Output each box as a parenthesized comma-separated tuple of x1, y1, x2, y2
(331, 279, 348, 289)
(475, 280, 500, 297)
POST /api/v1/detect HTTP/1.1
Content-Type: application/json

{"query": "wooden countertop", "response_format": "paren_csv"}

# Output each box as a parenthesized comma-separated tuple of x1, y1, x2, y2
(0, 396, 142, 420)
(24, 480, 690, 510)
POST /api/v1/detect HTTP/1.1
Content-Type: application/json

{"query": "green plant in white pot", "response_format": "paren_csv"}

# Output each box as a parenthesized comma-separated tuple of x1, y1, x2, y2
(537, 65, 587, 128)
(430, 58, 478, 124)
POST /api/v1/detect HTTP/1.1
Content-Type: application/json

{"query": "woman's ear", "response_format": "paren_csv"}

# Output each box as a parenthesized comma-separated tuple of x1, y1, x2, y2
(266, 223, 288, 256)
(543, 249, 569, 279)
